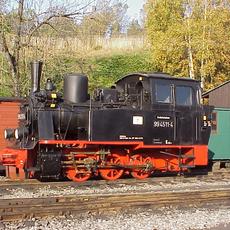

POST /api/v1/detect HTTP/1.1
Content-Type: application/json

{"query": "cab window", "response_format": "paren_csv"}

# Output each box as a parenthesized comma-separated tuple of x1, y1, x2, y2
(155, 83, 172, 103)
(176, 86, 192, 106)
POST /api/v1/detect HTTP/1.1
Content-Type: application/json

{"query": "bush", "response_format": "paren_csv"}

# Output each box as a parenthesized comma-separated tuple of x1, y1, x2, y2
(0, 51, 154, 96)
(88, 51, 154, 91)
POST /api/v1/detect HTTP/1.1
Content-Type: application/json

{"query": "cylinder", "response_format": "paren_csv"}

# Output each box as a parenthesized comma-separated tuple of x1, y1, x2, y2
(31, 60, 43, 93)
(64, 73, 88, 103)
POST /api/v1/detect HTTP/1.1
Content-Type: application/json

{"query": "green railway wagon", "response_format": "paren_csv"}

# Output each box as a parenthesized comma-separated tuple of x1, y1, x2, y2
(208, 107, 230, 161)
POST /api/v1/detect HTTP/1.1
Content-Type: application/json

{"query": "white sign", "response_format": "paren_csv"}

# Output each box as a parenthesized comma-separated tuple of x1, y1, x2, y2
(133, 116, 143, 125)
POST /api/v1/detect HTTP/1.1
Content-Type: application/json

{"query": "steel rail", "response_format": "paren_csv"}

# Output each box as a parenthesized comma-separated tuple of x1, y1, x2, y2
(0, 170, 230, 190)
(0, 188, 230, 222)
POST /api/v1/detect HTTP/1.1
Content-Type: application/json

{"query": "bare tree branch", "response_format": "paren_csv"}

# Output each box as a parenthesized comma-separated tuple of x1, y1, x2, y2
(28, 0, 96, 42)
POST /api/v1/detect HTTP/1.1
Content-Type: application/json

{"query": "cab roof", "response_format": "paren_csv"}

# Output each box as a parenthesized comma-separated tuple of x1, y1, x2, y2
(115, 72, 200, 84)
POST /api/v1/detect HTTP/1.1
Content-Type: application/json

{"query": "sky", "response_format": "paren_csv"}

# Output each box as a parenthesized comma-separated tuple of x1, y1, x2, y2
(7, 0, 147, 24)
(126, 0, 146, 20)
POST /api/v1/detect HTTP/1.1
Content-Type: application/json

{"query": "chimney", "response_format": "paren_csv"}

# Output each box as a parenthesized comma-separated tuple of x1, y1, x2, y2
(31, 60, 43, 93)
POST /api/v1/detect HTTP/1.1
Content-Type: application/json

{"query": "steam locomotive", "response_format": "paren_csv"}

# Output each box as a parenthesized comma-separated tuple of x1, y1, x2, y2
(0, 61, 212, 181)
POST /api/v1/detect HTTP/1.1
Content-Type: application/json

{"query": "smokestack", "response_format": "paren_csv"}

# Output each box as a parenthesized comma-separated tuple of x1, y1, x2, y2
(31, 60, 43, 93)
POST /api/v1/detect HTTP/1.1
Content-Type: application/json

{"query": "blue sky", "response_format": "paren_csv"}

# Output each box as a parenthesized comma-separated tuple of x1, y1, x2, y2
(126, 0, 146, 20)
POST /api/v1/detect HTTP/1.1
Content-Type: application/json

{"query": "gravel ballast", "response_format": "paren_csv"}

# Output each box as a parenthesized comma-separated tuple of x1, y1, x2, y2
(3, 207, 230, 230)
(1, 179, 230, 199)
(1, 178, 230, 229)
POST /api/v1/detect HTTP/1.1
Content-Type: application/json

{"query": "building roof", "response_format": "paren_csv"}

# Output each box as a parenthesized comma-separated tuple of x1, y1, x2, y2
(0, 97, 23, 102)
(202, 80, 230, 98)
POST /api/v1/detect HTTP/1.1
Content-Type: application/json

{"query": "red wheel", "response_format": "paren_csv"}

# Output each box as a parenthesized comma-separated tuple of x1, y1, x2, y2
(99, 154, 124, 181)
(65, 155, 91, 182)
(66, 168, 91, 182)
(131, 154, 152, 179)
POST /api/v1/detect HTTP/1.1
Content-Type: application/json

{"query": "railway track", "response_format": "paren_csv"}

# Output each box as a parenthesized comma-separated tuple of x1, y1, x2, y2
(0, 170, 229, 191)
(0, 188, 230, 222)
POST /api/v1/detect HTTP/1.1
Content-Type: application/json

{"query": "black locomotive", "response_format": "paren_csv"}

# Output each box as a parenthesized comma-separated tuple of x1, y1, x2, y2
(1, 61, 212, 181)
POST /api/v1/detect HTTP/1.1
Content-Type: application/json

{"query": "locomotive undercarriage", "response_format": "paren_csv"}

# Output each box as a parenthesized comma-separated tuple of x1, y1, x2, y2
(0, 141, 207, 181)
(60, 151, 196, 182)
(61, 150, 155, 182)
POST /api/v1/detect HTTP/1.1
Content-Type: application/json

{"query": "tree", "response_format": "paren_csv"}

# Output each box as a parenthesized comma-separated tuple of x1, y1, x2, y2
(0, 0, 96, 96)
(146, 0, 186, 74)
(127, 19, 143, 36)
(146, 0, 230, 90)
(78, 0, 128, 37)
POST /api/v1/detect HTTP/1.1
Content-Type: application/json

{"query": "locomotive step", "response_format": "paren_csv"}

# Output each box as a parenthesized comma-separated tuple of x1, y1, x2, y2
(180, 155, 195, 159)
(179, 165, 195, 169)
(26, 167, 40, 172)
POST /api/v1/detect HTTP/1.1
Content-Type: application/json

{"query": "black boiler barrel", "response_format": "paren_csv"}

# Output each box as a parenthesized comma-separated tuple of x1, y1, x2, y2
(64, 73, 88, 103)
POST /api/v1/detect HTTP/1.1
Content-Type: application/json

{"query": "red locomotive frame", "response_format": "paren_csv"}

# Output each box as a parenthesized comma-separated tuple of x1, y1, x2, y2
(0, 140, 208, 181)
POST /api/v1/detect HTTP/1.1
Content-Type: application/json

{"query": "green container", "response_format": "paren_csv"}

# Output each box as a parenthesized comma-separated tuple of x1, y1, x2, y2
(208, 107, 230, 160)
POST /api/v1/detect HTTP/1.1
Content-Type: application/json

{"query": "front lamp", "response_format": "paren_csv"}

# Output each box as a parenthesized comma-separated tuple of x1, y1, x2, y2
(14, 127, 29, 140)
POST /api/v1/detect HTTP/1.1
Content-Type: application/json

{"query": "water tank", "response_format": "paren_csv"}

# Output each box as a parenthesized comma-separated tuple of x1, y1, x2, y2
(64, 73, 88, 103)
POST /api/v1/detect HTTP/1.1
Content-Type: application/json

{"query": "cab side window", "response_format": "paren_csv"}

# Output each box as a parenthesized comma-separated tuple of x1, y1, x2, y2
(155, 83, 172, 103)
(176, 86, 193, 106)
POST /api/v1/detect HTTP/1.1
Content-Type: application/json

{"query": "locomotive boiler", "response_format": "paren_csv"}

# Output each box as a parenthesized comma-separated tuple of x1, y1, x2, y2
(0, 61, 213, 181)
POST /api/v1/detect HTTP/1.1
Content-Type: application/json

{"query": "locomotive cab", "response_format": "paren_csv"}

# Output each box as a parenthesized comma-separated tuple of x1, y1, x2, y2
(151, 76, 201, 145)
(91, 73, 211, 146)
